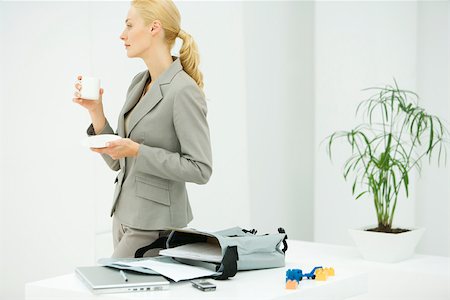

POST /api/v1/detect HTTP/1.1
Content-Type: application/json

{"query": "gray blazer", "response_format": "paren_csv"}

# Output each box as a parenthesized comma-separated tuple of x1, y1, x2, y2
(87, 58, 212, 230)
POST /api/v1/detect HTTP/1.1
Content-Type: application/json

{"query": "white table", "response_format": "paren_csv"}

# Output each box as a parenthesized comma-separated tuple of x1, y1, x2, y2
(25, 240, 449, 300)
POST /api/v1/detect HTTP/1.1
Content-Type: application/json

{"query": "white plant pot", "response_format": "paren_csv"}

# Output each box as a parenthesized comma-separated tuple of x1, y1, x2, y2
(348, 226, 425, 263)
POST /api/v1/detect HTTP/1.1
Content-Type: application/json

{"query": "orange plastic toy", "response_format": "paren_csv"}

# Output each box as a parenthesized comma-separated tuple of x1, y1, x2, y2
(285, 280, 298, 289)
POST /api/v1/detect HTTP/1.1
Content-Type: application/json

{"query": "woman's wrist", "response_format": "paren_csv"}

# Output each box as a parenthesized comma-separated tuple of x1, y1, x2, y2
(133, 142, 141, 157)
(89, 110, 106, 134)
(88, 105, 104, 118)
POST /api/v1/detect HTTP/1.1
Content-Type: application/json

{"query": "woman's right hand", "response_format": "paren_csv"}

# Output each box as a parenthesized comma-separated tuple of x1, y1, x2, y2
(72, 75, 104, 113)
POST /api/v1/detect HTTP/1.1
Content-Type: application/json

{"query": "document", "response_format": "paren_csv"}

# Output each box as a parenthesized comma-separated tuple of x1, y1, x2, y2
(159, 242, 222, 263)
(113, 256, 218, 282)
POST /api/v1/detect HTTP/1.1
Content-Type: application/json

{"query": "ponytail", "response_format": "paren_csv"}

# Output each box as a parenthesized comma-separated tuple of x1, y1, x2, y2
(177, 29, 204, 90)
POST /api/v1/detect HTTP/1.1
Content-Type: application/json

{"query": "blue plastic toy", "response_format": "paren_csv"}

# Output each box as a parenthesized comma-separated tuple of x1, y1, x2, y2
(286, 269, 302, 282)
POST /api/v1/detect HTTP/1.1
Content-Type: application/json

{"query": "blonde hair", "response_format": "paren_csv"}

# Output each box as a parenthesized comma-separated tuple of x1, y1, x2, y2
(132, 0, 204, 89)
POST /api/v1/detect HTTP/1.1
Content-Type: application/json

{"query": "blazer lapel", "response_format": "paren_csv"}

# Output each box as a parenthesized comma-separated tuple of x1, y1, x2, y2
(126, 85, 163, 137)
(126, 57, 183, 137)
(117, 71, 150, 137)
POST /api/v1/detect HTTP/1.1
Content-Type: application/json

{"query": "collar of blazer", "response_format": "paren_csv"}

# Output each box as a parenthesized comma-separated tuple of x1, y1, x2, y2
(119, 57, 183, 138)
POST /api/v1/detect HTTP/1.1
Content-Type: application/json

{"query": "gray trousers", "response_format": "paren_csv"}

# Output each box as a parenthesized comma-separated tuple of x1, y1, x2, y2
(112, 216, 169, 258)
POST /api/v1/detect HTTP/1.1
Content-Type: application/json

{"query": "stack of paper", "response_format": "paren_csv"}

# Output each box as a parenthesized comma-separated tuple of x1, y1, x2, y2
(110, 256, 218, 282)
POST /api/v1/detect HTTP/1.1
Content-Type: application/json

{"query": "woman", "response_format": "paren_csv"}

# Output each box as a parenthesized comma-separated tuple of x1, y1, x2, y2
(73, 0, 212, 258)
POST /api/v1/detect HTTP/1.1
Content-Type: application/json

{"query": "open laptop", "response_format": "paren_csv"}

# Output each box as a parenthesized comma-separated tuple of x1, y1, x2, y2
(75, 266, 170, 294)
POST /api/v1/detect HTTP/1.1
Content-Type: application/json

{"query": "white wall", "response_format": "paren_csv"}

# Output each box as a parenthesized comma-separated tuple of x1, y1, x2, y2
(415, 1, 450, 256)
(1, 3, 98, 299)
(242, 1, 315, 240)
(314, 1, 419, 245)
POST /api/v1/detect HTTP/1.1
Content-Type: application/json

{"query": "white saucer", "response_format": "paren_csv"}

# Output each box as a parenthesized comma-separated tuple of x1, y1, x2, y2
(81, 134, 122, 148)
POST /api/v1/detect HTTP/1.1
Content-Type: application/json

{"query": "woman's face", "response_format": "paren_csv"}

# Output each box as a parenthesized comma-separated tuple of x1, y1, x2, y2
(120, 6, 152, 58)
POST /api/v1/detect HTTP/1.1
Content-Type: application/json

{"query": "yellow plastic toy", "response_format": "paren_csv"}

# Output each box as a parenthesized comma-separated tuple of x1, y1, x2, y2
(324, 267, 335, 276)
(314, 269, 327, 281)
(313, 267, 335, 281)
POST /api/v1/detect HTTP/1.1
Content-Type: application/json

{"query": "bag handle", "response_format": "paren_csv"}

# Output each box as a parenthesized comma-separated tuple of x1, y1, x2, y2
(278, 227, 288, 253)
(214, 246, 239, 280)
(242, 228, 258, 234)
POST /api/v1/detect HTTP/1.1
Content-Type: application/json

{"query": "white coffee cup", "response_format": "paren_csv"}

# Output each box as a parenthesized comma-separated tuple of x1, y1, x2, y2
(80, 76, 101, 100)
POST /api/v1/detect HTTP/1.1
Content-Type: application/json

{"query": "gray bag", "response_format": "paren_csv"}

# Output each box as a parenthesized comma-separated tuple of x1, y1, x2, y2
(161, 227, 288, 280)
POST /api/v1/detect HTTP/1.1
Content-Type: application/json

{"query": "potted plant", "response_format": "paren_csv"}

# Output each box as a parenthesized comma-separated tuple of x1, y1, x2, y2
(325, 80, 449, 262)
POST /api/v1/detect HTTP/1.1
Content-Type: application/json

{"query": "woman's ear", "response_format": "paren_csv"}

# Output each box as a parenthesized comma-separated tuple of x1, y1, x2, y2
(149, 20, 162, 34)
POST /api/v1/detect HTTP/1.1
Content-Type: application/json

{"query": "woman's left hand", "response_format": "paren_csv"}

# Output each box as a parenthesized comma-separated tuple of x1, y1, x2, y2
(91, 138, 140, 160)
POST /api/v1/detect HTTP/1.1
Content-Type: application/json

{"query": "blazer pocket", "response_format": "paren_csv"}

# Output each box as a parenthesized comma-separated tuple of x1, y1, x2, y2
(135, 176, 170, 206)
